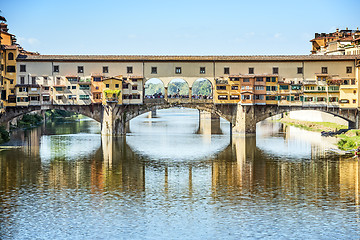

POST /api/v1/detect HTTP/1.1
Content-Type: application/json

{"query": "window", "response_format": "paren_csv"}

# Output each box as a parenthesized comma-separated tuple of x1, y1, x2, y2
(79, 85, 90, 90)
(321, 67, 328, 74)
(256, 77, 263, 82)
(44, 87, 50, 90)
(10, 79, 13, 84)
(291, 85, 301, 90)
(123, 83, 128, 89)
(273, 67, 279, 74)
(279, 85, 289, 90)
(230, 95, 240, 100)
(266, 77, 270, 82)
(248, 67, 254, 74)
(175, 67, 182, 74)
(328, 86, 339, 91)
(80, 95, 90, 100)
(255, 95, 264, 100)
(53, 65, 59, 72)
(353, 99, 356, 104)
(132, 85, 138, 90)
(216, 86, 226, 90)
(43, 96, 50, 102)
(351, 79, 356, 85)
(20, 65, 26, 72)
(7, 66, 15, 72)
(133, 94, 141, 99)
(8, 52, 14, 60)
(55, 87, 63, 91)
(243, 78, 250, 82)
(103, 66, 108, 73)
(115, 84, 119, 88)
(200, 67, 205, 74)
(127, 66, 133, 74)
(318, 86, 326, 91)
(67, 86, 71, 89)
(32, 76, 36, 85)
(297, 67, 303, 74)
(224, 67, 230, 74)
(218, 95, 228, 100)
(151, 67, 157, 74)
(231, 85, 239, 90)
(271, 77, 276, 82)
(106, 84, 110, 88)
(20, 76, 25, 84)
(93, 77, 102, 82)
(241, 95, 251, 100)
(72, 86, 76, 89)
(255, 86, 264, 90)
(271, 86, 277, 91)
(78, 66, 84, 73)
(346, 66, 352, 74)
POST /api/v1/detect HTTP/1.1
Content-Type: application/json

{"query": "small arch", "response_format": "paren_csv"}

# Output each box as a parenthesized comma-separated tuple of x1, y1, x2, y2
(8, 52, 14, 60)
(168, 78, 189, 99)
(191, 78, 213, 100)
(144, 78, 165, 99)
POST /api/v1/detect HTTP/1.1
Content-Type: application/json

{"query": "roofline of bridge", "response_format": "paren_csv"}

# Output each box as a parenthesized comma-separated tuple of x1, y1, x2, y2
(17, 54, 359, 62)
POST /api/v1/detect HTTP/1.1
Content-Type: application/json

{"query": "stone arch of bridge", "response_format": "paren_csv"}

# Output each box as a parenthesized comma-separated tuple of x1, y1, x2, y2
(254, 105, 356, 127)
(0, 105, 103, 125)
(191, 78, 213, 98)
(125, 103, 232, 124)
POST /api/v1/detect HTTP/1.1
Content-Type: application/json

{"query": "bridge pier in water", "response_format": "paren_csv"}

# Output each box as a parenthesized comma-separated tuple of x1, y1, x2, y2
(101, 103, 127, 135)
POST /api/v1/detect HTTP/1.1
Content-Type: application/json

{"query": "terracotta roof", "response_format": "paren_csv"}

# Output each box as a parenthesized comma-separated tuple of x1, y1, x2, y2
(16, 54, 358, 62)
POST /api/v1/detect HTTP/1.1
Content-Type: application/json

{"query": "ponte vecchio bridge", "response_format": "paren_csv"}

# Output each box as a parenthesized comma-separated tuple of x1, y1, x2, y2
(0, 54, 359, 135)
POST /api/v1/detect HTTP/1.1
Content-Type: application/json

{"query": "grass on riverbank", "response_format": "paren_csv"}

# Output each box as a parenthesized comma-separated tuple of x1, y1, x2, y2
(279, 118, 360, 151)
(279, 118, 347, 132)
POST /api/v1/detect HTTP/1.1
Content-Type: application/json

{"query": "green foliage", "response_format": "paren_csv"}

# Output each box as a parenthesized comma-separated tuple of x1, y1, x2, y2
(192, 80, 212, 96)
(337, 136, 359, 150)
(17, 113, 43, 128)
(145, 83, 165, 95)
(104, 89, 121, 97)
(168, 81, 189, 95)
(45, 110, 79, 122)
(0, 126, 10, 144)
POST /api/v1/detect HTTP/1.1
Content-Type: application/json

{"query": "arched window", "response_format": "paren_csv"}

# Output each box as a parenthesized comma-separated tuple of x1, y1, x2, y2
(8, 52, 14, 60)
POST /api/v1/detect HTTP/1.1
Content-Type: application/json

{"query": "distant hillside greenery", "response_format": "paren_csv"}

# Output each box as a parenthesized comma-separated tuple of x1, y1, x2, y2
(145, 80, 212, 96)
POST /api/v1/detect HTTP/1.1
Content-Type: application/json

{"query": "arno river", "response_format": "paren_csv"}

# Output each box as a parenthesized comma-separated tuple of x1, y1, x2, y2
(0, 109, 359, 239)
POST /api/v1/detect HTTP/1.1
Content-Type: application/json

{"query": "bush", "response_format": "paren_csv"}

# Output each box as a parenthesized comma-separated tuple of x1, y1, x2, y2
(0, 126, 10, 144)
(17, 113, 44, 128)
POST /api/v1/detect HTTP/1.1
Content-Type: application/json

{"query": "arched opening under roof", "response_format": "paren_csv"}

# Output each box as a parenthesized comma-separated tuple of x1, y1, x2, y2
(167, 78, 189, 99)
(144, 78, 165, 99)
(191, 78, 213, 100)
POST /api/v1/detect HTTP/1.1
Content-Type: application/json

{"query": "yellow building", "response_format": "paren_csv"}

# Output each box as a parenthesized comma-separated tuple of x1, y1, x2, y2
(265, 75, 278, 105)
(102, 76, 123, 105)
(339, 78, 357, 108)
(214, 77, 230, 104)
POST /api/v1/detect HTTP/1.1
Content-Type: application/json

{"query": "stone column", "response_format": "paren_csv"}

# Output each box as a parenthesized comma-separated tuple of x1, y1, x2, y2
(232, 104, 257, 134)
(189, 87, 192, 100)
(164, 87, 168, 101)
(101, 103, 126, 135)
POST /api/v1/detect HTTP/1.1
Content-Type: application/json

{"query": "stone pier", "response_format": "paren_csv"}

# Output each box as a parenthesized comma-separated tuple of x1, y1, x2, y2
(101, 103, 127, 135)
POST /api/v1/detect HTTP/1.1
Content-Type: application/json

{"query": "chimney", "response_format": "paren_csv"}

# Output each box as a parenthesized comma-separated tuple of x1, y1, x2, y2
(336, 28, 339, 32)
(346, 27, 348, 30)
(0, 22, 8, 32)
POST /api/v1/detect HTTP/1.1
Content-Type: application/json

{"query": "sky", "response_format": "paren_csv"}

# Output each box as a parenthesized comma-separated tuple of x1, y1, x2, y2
(1, 0, 360, 55)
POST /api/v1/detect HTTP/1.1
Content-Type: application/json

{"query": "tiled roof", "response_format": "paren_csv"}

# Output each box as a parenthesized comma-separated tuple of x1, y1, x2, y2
(17, 54, 358, 62)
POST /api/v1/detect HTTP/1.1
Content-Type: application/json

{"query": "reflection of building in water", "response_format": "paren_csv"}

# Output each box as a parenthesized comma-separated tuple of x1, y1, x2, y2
(99, 137, 145, 192)
(212, 136, 256, 192)
(339, 158, 360, 205)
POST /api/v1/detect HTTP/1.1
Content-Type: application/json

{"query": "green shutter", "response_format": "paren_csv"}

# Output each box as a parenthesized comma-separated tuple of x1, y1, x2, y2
(291, 96, 294, 101)
(300, 96, 304, 102)
(286, 96, 290, 101)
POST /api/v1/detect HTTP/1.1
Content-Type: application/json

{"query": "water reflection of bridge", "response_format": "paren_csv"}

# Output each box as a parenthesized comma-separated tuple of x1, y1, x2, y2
(1, 124, 359, 206)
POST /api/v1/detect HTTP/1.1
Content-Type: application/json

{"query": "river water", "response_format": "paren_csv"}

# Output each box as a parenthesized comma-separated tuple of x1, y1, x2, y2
(0, 109, 359, 239)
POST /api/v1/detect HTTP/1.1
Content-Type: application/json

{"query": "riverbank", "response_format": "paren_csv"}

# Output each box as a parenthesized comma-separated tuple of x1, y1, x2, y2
(279, 118, 358, 151)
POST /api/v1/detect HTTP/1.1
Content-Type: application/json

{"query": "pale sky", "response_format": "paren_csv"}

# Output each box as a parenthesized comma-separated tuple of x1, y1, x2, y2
(1, 0, 359, 55)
